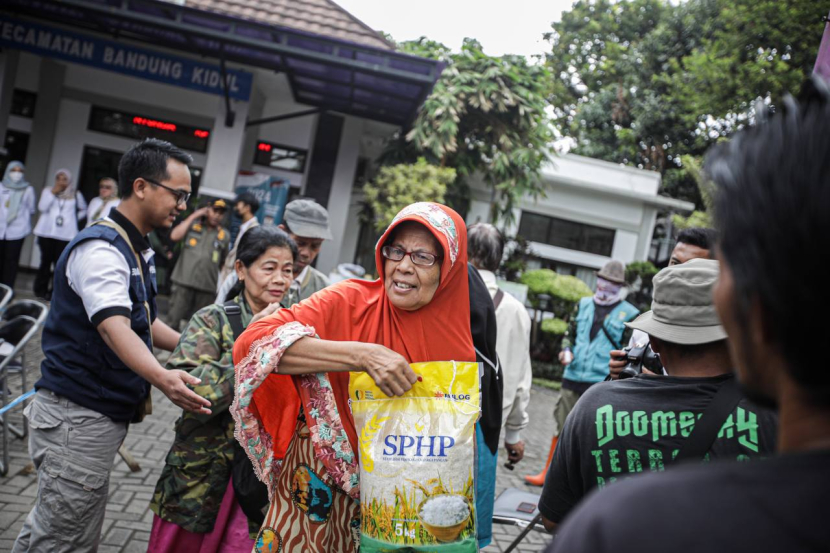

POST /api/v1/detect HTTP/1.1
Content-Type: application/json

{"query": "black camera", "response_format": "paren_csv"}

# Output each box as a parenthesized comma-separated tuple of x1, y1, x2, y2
(617, 343, 663, 379)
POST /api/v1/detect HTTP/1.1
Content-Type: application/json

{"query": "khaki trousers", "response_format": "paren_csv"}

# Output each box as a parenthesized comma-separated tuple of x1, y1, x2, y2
(13, 390, 128, 553)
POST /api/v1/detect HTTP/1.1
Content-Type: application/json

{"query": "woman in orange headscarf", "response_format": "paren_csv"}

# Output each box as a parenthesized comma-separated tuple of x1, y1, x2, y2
(230, 203, 476, 551)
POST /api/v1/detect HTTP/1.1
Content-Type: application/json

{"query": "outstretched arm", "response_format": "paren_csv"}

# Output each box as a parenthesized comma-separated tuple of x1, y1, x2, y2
(98, 316, 211, 414)
(279, 336, 418, 397)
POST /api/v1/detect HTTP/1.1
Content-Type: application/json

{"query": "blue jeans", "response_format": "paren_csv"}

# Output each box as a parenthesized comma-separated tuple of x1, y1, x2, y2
(476, 423, 498, 548)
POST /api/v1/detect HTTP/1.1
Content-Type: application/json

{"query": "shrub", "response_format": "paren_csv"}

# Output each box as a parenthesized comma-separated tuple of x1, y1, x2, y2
(541, 318, 567, 336)
(520, 269, 592, 317)
(531, 360, 564, 382)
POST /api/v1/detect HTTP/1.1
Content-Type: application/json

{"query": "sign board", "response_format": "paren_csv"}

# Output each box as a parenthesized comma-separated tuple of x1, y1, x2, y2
(234, 173, 291, 227)
(0, 15, 252, 101)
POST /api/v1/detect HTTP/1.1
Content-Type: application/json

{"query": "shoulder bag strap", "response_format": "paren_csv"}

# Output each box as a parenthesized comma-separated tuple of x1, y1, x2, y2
(222, 301, 244, 341)
(673, 377, 743, 463)
(600, 324, 621, 350)
(92, 220, 153, 344)
(93, 219, 155, 421)
(493, 289, 505, 310)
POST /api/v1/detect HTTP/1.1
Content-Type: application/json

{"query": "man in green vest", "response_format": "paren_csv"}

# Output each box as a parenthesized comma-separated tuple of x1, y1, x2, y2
(525, 259, 639, 486)
(167, 198, 230, 329)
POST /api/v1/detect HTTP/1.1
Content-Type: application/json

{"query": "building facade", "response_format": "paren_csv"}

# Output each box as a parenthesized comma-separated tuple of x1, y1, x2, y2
(0, 0, 442, 276)
(465, 154, 694, 288)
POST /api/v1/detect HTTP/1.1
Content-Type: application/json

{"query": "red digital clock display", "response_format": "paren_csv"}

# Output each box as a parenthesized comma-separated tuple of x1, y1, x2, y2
(132, 116, 176, 132)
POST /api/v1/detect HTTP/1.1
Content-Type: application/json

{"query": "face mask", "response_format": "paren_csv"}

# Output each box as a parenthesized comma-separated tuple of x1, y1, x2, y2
(8, 172, 23, 183)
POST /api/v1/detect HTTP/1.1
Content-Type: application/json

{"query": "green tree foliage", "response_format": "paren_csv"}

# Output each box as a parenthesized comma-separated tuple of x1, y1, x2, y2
(363, 158, 456, 232)
(625, 260, 659, 312)
(546, 0, 822, 208)
(381, 37, 554, 223)
(671, 156, 715, 228)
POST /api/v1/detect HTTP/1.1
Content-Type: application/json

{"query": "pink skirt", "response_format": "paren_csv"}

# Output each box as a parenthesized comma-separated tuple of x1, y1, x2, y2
(148, 479, 256, 553)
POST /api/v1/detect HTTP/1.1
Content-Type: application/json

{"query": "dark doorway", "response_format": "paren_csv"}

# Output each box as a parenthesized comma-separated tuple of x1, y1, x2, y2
(78, 146, 203, 203)
(78, 146, 122, 203)
(0, 131, 30, 176)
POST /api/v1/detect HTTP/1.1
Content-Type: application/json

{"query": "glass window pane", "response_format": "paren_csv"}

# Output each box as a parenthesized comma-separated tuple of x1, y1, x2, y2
(521, 211, 615, 256)
(253, 142, 307, 173)
(11, 89, 36, 118)
(87, 106, 210, 153)
(518, 212, 549, 243)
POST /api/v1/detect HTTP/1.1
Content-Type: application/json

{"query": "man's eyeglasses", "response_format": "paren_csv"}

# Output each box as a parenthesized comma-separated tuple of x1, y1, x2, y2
(381, 245, 442, 267)
(143, 177, 191, 206)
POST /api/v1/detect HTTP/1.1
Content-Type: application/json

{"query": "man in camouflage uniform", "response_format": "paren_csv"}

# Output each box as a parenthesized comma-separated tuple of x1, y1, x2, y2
(150, 291, 260, 537)
(167, 199, 230, 329)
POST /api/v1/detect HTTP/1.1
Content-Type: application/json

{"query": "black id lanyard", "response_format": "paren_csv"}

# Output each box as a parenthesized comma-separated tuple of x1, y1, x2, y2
(55, 198, 66, 227)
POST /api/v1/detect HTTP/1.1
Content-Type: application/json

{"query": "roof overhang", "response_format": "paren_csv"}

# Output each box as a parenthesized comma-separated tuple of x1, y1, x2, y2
(545, 173, 696, 212)
(3, 0, 444, 126)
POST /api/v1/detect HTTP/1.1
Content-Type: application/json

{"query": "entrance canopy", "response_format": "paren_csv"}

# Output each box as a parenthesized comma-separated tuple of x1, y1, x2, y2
(5, 0, 444, 126)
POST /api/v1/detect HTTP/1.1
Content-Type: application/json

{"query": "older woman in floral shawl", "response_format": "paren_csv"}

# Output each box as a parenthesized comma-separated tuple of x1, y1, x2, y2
(231, 203, 482, 551)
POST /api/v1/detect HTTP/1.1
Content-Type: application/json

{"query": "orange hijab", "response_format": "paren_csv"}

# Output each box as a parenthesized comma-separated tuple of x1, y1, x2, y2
(232, 203, 474, 472)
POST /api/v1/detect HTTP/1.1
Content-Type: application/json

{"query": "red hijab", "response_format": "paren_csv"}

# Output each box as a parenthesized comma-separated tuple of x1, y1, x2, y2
(233, 203, 474, 464)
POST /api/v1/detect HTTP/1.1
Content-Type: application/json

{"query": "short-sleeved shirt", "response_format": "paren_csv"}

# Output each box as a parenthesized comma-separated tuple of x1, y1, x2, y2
(547, 449, 830, 553)
(539, 373, 778, 524)
(66, 212, 155, 326)
(171, 223, 230, 292)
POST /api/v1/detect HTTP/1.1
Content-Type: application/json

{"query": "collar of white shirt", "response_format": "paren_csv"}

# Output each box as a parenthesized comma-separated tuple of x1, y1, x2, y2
(477, 269, 499, 296)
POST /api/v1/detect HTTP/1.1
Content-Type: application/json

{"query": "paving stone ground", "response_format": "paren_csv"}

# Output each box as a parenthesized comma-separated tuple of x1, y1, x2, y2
(1, 273, 555, 552)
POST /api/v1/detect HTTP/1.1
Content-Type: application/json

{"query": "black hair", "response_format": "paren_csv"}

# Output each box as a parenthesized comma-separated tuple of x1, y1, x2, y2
(117, 138, 193, 199)
(707, 76, 830, 400)
(676, 227, 718, 254)
(467, 223, 505, 272)
(234, 191, 260, 214)
(227, 226, 298, 300)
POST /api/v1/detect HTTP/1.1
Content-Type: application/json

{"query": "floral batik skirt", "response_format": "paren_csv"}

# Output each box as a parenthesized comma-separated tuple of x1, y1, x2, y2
(253, 415, 360, 553)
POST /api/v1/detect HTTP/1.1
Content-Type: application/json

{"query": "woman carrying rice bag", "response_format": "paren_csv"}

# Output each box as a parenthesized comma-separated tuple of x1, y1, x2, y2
(231, 202, 496, 552)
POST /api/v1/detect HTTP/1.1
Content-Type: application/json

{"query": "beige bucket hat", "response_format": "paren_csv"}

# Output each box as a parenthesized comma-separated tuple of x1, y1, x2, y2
(597, 260, 626, 284)
(625, 258, 727, 345)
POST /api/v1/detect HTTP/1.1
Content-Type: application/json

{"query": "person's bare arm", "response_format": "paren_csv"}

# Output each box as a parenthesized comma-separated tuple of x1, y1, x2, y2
(169, 207, 208, 242)
(151, 318, 181, 351)
(97, 316, 211, 414)
(279, 336, 418, 397)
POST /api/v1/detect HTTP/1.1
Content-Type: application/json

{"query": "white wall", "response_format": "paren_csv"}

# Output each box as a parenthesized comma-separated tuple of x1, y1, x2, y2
(62, 63, 222, 117)
(255, 98, 317, 151)
(46, 99, 208, 186)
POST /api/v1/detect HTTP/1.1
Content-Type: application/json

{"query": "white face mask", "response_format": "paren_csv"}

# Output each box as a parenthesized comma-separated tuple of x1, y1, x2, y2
(8, 172, 23, 183)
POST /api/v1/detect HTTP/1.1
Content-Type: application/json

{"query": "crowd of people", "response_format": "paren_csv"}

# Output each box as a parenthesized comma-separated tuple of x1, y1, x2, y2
(3, 76, 828, 553)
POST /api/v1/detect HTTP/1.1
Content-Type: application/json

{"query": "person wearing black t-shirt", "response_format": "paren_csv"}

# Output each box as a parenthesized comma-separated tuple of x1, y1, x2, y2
(539, 259, 777, 531)
(547, 77, 830, 553)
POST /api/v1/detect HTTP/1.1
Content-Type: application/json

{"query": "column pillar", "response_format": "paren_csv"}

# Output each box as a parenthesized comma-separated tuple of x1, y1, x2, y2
(19, 58, 65, 269)
(238, 88, 265, 172)
(0, 50, 19, 145)
(200, 97, 250, 196)
(316, 116, 363, 276)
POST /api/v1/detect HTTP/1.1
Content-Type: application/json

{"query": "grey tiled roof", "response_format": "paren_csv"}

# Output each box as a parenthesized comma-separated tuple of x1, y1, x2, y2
(185, 0, 394, 50)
